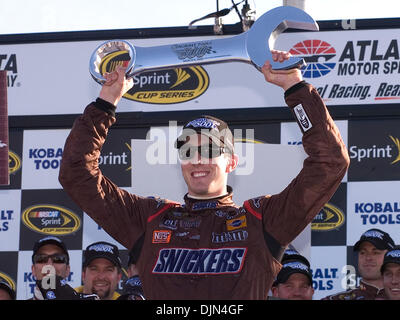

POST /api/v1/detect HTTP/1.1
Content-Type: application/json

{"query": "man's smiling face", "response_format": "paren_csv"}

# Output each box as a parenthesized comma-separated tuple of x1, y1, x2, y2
(180, 134, 237, 198)
(383, 263, 400, 300)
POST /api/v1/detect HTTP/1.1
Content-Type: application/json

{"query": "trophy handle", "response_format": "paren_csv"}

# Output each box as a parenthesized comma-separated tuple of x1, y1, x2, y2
(246, 5, 319, 71)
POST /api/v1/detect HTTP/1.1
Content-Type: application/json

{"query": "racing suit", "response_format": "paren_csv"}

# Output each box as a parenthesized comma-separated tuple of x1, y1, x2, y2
(59, 81, 349, 300)
(322, 280, 386, 300)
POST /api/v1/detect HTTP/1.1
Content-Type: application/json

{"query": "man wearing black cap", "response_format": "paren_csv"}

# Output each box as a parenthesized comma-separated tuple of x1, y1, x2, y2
(270, 247, 314, 300)
(59, 50, 349, 299)
(323, 228, 395, 300)
(381, 246, 400, 300)
(0, 279, 16, 300)
(271, 260, 314, 300)
(75, 241, 123, 300)
(30, 236, 71, 300)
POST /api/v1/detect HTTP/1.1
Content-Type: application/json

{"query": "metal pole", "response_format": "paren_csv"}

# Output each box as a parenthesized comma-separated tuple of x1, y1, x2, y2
(0, 70, 9, 185)
(283, 0, 306, 10)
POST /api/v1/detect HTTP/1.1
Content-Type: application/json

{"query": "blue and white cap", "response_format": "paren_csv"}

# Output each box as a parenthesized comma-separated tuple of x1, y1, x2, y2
(274, 261, 313, 286)
(281, 246, 310, 267)
(354, 228, 395, 251)
(381, 246, 400, 273)
(83, 241, 122, 268)
(174, 115, 234, 153)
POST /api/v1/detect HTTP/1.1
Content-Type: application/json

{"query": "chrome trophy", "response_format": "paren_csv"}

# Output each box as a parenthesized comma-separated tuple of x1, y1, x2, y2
(89, 6, 319, 85)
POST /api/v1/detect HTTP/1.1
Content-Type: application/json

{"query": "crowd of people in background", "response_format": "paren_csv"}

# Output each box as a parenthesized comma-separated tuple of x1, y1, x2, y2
(270, 228, 399, 300)
(0, 227, 398, 301)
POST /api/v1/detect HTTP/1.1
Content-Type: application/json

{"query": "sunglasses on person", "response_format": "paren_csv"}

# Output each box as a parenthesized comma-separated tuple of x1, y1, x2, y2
(178, 143, 230, 161)
(33, 253, 68, 264)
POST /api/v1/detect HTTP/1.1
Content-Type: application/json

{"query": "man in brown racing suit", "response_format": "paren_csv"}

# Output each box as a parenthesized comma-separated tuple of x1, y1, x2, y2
(59, 51, 349, 299)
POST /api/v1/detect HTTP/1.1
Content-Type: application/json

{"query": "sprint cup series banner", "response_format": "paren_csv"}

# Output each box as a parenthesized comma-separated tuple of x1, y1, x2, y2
(4, 28, 400, 116)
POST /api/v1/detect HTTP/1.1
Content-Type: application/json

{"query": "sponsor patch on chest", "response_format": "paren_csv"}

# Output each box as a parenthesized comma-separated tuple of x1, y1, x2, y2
(226, 215, 247, 231)
(152, 247, 247, 274)
(152, 230, 172, 243)
(212, 230, 248, 243)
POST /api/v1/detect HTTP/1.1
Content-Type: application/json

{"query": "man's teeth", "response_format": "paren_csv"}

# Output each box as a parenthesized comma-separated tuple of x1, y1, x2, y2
(193, 172, 207, 177)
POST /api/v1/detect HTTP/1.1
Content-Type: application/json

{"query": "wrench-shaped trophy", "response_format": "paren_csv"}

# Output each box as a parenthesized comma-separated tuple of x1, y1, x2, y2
(89, 6, 319, 85)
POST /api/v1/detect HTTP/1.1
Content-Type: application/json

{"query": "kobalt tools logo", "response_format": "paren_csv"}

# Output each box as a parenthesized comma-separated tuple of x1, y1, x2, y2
(311, 268, 338, 291)
(0, 208, 14, 231)
(289, 40, 336, 78)
(0, 54, 19, 87)
(312, 203, 345, 231)
(29, 148, 62, 170)
(22, 204, 80, 235)
(99, 50, 209, 104)
(355, 202, 400, 225)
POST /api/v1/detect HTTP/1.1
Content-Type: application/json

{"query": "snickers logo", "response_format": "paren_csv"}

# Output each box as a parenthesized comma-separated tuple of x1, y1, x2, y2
(152, 247, 247, 274)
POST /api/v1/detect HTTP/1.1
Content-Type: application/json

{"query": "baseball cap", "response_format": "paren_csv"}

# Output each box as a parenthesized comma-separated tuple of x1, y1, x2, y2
(0, 279, 16, 300)
(380, 246, 400, 274)
(174, 115, 234, 153)
(32, 236, 69, 264)
(274, 261, 313, 286)
(83, 241, 122, 268)
(353, 228, 395, 251)
(281, 247, 310, 268)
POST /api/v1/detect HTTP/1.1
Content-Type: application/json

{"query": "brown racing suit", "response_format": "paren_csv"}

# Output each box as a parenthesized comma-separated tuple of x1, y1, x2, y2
(59, 81, 349, 300)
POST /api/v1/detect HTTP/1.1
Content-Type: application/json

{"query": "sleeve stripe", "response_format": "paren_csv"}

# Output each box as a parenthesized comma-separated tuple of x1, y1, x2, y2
(243, 200, 262, 220)
(147, 203, 176, 223)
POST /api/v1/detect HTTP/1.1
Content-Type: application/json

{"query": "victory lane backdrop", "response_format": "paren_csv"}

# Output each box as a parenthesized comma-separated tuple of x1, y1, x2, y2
(1, 118, 400, 299)
(2, 22, 400, 300)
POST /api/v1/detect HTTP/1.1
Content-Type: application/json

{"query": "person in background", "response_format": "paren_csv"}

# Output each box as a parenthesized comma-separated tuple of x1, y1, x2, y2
(381, 246, 400, 300)
(0, 279, 16, 300)
(323, 228, 395, 300)
(30, 236, 71, 300)
(75, 241, 122, 300)
(270, 248, 314, 300)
